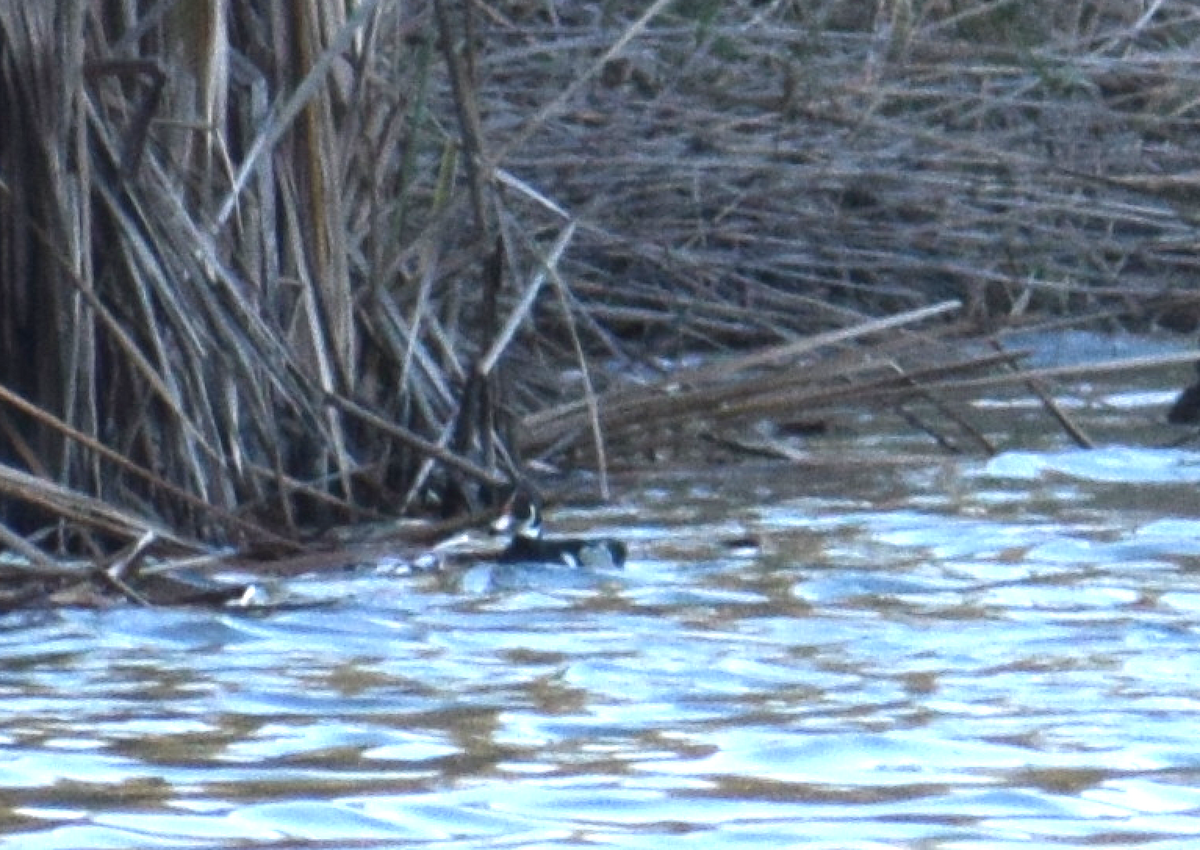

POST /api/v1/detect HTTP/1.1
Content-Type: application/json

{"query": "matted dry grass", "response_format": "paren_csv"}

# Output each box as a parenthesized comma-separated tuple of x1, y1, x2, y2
(1, 0, 1199, 568)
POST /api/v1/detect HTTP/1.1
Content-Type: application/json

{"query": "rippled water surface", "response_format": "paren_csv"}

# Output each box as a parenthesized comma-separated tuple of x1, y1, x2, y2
(6, 368, 1200, 848)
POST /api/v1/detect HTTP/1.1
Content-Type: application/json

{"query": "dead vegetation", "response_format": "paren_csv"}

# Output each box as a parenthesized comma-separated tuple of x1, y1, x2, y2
(1, 0, 1199, 579)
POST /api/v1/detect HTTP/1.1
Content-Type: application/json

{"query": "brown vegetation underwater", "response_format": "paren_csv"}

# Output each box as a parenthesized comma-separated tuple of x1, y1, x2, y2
(1, 1, 1200, 602)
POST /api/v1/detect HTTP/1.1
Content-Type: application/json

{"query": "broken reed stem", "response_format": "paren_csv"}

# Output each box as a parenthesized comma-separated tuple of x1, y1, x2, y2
(887, 363, 998, 454)
(676, 300, 965, 383)
(0, 461, 199, 550)
(988, 339, 1094, 450)
(0, 382, 296, 548)
(521, 338, 1190, 463)
(480, 220, 577, 376)
(0, 521, 77, 576)
(433, 0, 491, 234)
(547, 259, 610, 498)
(492, 0, 677, 164)
(520, 300, 965, 452)
(326, 392, 508, 487)
(214, 0, 383, 227)
(912, 350, 1200, 395)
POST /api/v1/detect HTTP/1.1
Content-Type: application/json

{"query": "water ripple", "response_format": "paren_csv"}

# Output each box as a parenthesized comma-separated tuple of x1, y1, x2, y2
(8, 411, 1200, 846)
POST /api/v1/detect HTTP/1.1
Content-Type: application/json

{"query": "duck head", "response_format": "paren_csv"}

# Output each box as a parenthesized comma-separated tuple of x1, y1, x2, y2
(490, 489, 543, 540)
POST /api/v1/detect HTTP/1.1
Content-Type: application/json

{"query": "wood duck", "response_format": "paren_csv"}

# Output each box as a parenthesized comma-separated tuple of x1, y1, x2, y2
(491, 490, 627, 568)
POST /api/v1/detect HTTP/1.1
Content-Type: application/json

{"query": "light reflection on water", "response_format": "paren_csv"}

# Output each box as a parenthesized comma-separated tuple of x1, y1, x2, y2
(7, 402, 1200, 846)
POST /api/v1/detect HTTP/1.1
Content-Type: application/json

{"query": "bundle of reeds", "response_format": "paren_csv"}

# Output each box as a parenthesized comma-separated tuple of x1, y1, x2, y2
(0, 0, 1197, 565)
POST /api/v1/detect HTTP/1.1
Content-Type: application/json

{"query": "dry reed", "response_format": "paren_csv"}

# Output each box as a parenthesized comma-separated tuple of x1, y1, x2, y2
(0, 0, 1198, 567)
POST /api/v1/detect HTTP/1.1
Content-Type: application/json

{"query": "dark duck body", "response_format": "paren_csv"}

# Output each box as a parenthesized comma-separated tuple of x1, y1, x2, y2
(492, 490, 626, 569)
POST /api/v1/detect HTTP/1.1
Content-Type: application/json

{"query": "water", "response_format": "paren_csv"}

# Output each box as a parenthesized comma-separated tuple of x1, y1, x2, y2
(4, 362, 1200, 848)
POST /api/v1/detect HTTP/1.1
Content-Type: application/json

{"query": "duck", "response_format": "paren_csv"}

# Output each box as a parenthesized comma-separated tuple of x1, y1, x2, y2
(491, 489, 627, 569)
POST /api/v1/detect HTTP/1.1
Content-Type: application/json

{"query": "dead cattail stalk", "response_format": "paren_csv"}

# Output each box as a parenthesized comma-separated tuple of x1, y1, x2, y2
(0, 0, 1197, 562)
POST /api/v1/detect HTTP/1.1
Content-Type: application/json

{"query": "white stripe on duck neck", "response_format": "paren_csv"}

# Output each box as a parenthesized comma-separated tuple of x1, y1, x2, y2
(492, 491, 543, 539)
